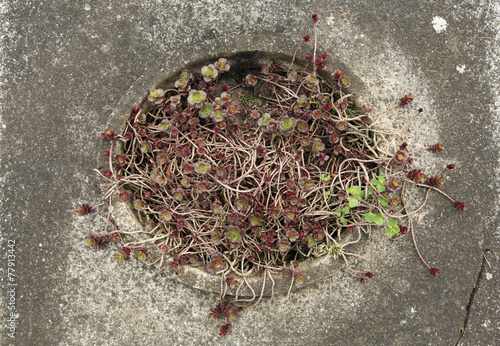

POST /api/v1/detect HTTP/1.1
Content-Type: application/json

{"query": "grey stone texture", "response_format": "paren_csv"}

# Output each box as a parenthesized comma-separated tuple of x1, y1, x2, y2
(0, 0, 498, 345)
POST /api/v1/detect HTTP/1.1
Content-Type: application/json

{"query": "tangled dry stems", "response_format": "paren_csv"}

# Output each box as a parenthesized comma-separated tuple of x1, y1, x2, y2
(96, 57, 433, 285)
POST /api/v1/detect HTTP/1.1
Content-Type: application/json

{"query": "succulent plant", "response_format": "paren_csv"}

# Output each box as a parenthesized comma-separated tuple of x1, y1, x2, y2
(244, 74, 258, 87)
(386, 175, 403, 192)
(210, 108, 226, 123)
(215, 58, 230, 72)
(226, 225, 243, 243)
(134, 248, 148, 262)
(279, 116, 297, 133)
(201, 64, 219, 83)
(174, 78, 189, 90)
(304, 74, 320, 88)
(148, 88, 165, 104)
(194, 161, 211, 175)
(187, 90, 207, 107)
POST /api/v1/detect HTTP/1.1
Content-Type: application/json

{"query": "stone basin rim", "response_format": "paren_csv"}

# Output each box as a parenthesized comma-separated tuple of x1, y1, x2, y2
(111, 50, 369, 296)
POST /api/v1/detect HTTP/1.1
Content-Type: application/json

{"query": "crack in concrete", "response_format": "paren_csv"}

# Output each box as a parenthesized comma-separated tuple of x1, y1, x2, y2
(456, 249, 491, 346)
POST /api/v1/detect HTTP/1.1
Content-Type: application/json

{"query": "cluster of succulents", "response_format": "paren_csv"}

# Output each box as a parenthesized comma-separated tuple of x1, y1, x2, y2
(77, 14, 466, 336)
(106, 56, 377, 280)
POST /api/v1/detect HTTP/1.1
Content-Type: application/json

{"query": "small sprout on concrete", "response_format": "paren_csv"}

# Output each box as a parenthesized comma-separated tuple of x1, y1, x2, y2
(429, 142, 445, 152)
(454, 201, 468, 211)
(399, 93, 414, 107)
(430, 267, 440, 277)
(75, 203, 94, 216)
(134, 248, 148, 262)
(294, 271, 306, 285)
(158, 243, 171, 255)
(118, 190, 132, 202)
(114, 247, 131, 263)
(393, 149, 408, 164)
(225, 276, 238, 289)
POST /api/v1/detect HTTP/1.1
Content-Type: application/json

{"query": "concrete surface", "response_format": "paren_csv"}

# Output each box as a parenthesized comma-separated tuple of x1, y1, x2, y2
(0, 0, 498, 345)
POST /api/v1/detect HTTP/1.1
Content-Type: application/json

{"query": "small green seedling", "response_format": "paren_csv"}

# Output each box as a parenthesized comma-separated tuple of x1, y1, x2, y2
(370, 176, 386, 193)
(385, 219, 400, 236)
(348, 197, 359, 208)
(378, 196, 389, 207)
(346, 186, 364, 199)
(320, 173, 331, 181)
(364, 212, 384, 225)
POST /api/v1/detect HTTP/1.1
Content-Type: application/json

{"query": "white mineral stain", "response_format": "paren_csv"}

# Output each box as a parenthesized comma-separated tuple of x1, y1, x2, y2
(432, 16, 448, 33)
(456, 65, 466, 73)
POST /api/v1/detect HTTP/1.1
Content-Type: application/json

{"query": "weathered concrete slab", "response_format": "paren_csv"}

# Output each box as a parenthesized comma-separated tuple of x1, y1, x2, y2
(460, 250, 500, 345)
(0, 0, 498, 345)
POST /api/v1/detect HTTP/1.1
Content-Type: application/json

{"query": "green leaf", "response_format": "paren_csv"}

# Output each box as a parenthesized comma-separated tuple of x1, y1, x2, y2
(320, 173, 331, 181)
(374, 214, 384, 225)
(385, 228, 395, 236)
(346, 186, 361, 195)
(347, 186, 364, 199)
(370, 178, 379, 186)
(379, 196, 389, 207)
(333, 209, 342, 217)
(340, 218, 348, 225)
(342, 206, 350, 215)
(378, 176, 386, 185)
(385, 226, 400, 236)
(227, 230, 242, 243)
(376, 184, 386, 193)
(325, 191, 330, 199)
(388, 219, 398, 228)
(364, 212, 376, 223)
(348, 198, 359, 208)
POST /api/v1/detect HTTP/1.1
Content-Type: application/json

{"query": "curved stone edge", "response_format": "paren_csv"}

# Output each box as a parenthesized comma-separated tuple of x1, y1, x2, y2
(109, 51, 371, 297)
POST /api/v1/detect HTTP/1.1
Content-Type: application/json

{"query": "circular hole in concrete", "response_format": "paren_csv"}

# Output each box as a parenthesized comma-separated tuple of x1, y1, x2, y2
(113, 51, 373, 296)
